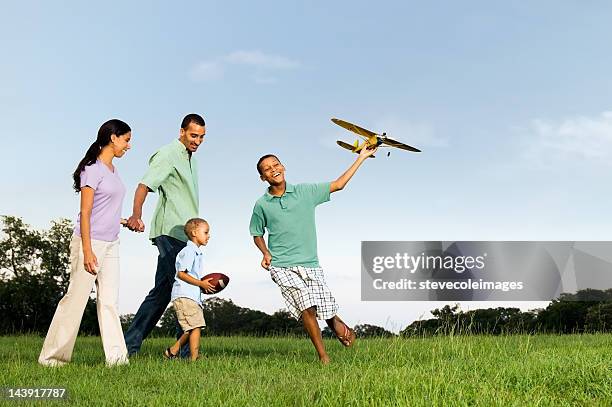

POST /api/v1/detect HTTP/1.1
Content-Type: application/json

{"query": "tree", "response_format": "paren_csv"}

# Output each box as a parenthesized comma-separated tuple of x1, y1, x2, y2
(584, 303, 612, 332)
(199, 297, 303, 336)
(0, 216, 43, 279)
(157, 306, 179, 337)
(321, 326, 334, 338)
(400, 291, 612, 337)
(39, 218, 73, 291)
(120, 313, 135, 332)
(431, 304, 460, 335)
(459, 307, 526, 335)
(536, 300, 596, 334)
(0, 216, 98, 335)
(400, 319, 442, 337)
(353, 324, 395, 338)
(503, 309, 538, 334)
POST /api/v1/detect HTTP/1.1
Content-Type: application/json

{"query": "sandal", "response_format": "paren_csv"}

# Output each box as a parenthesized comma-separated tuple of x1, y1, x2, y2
(336, 322, 356, 347)
(163, 348, 177, 359)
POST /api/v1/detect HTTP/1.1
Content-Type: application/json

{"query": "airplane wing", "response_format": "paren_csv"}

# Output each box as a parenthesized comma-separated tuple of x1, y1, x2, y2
(336, 140, 375, 158)
(336, 140, 357, 152)
(380, 137, 421, 152)
(331, 118, 377, 140)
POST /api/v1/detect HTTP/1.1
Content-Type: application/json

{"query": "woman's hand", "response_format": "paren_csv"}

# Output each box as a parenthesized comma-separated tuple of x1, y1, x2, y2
(83, 249, 98, 275)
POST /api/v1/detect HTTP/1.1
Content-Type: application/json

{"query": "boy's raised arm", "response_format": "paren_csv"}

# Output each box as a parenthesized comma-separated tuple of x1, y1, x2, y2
(330, 144, 378, 193)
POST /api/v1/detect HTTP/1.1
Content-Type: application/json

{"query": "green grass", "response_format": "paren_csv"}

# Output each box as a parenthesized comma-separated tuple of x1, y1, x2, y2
(1, 334, 611, 406)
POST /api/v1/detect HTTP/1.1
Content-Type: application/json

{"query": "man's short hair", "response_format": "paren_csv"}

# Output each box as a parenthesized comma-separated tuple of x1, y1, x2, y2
(184, 217, 208, 237)
(257, 154, 280, 175)
(181, 113, 206, 130)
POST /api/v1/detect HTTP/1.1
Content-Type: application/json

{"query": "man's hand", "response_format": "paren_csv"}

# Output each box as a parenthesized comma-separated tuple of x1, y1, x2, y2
(127, 184, 149, 233)
(199, 277, 217, 294)
(261, 252, 272, 270)
(126, 215, 145, 232)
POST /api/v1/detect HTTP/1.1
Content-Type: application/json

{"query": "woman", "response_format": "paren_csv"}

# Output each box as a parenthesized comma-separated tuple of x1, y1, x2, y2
(39, 119, 133, 367)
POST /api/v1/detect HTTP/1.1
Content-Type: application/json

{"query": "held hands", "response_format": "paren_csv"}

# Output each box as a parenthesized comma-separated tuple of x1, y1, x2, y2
(124, 215, 145, 233)
(199, 277, 217, 294)
(83, 250, 98, 275)
(261, 252, 272, 270)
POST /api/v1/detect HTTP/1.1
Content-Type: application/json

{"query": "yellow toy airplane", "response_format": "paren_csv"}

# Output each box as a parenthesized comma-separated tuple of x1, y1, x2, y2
(332, 118, 421, 157)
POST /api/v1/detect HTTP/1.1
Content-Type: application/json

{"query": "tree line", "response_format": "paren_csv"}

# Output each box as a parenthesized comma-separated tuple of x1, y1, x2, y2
(1, 216, 610, 338)
(400, 290, 612, 337)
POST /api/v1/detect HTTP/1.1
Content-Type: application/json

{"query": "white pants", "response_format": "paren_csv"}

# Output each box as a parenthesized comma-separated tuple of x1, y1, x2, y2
(39, 234, 128, 366)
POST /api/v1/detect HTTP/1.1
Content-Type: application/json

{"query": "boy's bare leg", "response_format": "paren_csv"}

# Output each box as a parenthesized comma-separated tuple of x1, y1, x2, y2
(169, 332, 190, 356)
(188, 328, 200, 361)
(302, 307, 330, 364)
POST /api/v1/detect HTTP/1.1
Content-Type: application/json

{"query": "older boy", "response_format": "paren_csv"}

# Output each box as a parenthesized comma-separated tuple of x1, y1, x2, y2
(249, 144, 377, 364)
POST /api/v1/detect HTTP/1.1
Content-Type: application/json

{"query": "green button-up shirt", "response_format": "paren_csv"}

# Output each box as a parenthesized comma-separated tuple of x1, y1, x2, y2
(141, 139, 199, 242)
(249, 182, 331, 267)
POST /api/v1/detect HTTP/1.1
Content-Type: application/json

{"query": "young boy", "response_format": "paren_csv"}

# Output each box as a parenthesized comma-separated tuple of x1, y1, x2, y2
(249, 144, 377, 364)
(164, 218, 215, 361)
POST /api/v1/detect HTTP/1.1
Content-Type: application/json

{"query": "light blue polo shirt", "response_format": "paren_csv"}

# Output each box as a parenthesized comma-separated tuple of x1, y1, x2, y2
(171, 240, 205, 305)
(249, 182, 331, 267)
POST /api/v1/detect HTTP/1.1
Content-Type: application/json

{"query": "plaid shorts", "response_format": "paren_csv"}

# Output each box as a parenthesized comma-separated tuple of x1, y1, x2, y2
(269, 265, 338, 320)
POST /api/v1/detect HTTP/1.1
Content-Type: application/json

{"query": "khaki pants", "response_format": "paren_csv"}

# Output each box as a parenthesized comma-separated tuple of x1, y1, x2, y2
(39, 234, 128, 366)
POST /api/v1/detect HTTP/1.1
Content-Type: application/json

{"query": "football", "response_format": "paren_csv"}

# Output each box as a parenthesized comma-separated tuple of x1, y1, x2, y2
(201, 272, 230, 294)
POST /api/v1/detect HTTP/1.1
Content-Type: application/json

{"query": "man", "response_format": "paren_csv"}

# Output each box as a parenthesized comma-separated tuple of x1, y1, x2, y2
(249, 144, 377, 364)
(124, 113, 205, 356)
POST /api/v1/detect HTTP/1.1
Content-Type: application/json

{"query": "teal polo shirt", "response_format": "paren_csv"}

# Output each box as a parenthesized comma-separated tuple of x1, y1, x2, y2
(250, 182, 331, 267)
(140, 139, 199, 242)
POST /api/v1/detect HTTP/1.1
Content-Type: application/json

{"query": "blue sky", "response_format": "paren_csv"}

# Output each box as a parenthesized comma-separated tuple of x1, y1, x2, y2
(2, 1, 612, 331)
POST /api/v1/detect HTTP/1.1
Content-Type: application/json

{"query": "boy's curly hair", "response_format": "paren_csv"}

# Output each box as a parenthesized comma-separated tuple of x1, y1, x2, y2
(184, 217, 208, 237)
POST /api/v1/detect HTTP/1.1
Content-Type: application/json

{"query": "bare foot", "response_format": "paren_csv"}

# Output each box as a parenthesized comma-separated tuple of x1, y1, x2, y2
(332, 318, 356, 347)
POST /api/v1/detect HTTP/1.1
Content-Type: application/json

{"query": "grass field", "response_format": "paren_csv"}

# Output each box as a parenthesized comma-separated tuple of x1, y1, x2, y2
(2, 334, 611, 406)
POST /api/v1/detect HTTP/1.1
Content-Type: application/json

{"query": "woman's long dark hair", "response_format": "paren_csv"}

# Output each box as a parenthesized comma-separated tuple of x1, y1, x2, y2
(72, 119, 131, 193)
